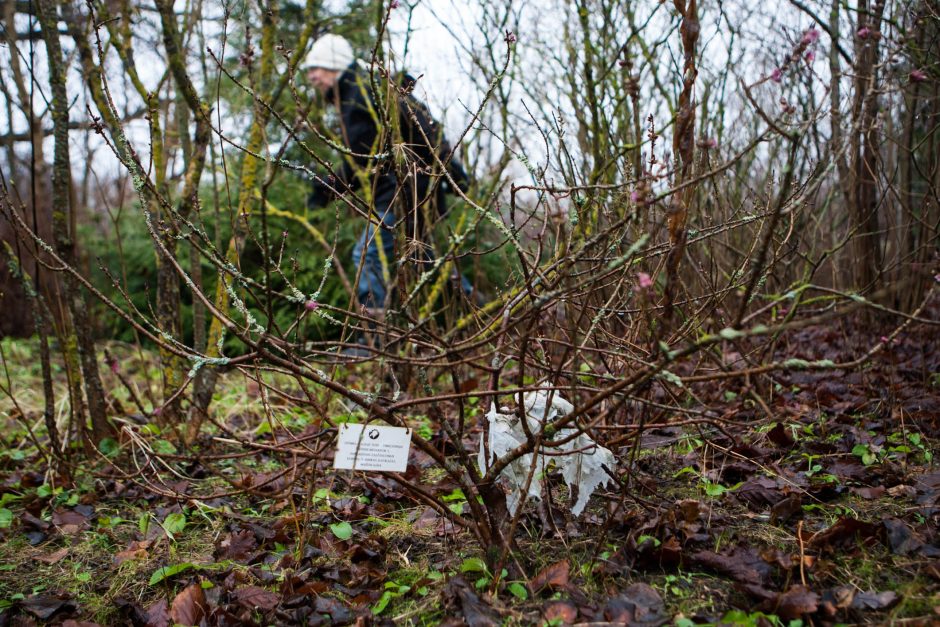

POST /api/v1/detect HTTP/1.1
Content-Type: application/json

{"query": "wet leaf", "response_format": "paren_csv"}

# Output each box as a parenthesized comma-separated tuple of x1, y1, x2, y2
(217, 529, 257, 561)
(21, 593, 77, 620)
(444, 576, 499, 627)
(543, 599, 578, 623)
(314, 596, 354, 623)
(113, 539, 151, 565)
(755, 585, 819, 620)
(689, 548, 773, 585)
(34, 547, 69, 564)
(850, 590, 900, 610)
(169, 583, 208, 627)
(770, 494, 802, 524)
(602, 583, 666, 625)
(145, 600, 171, 627)
(233, 585, 279, 611)
(804, 517, 883, 552)
(530, 559, 569, 592)
(767, 423, 795, 448)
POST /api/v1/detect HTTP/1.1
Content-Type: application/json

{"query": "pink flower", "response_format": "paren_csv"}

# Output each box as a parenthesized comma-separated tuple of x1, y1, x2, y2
(504, 30, 517, 44)
(910, 69, 928, 83)
(305, 300, 319, 311)
(389, 0, 399, 8)
(630, 190, 640, 203)
(699, 137, 718, 149)
(110, 360, 119, 374)
(771, 68, 783, 83)
(637, 272, 653, 289)
(805, 51, 816, 63)
(801, 28, 820, 45)
(857, 26, 872, 39)
(880, 336, 889, 343)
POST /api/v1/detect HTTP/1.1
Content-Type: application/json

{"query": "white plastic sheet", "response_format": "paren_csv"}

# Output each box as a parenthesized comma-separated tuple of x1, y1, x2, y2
(477, 390, 616, 516)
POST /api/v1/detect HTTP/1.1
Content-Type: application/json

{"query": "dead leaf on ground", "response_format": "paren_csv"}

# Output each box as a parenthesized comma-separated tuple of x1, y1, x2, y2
(444, 576, 500, 627)
(217, 529, 257, 561)
(51, 508, 89, 535)
(314, 596, 355, 623)
(114, 539, 152, 565)
(169, 583, 209, 627)
(34, 546, 69, 564)
(804, 517, 883, 552)
(688, 548, 773, 585)
(543, 600, 578, 624)
(755, 585, 819, 620)
(233, 585, 279, 612)
(851, 486, 886, 499)
(530, 559, 570, 592)
(767, 423, 796, 448)
(850, 590, 900, 611)
(602, 583, 667, 625)
(770, 494, 802, 524)
(144, 598, 170, 627)
(21, 593, 78, 620)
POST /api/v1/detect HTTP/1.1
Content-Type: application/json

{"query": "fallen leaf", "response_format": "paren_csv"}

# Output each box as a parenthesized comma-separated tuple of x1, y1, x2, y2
(883, 517, 924, 555)
(851, 486, 886, 500)
(688, 548, 773, 585)
(850, 590, 900, 610)
(755, 585, 819, 620)
(144, 598, 170, 627)
(52, 508, 89, 535)
(804, 517, 882, 552)
(169, 583, 208, 627)
(602, 583, 666, 625)
(314, 596, 354, 623)
(770, 494, 802, 524)
(530, 559, 570, 591)
(217, 529, 256, 561)
(444, 576, 499, 627)
(543, 600, 578, 624)
(114, 540, 152, 565)
(887, 484, 916, 498)
(233, 585, 279, 612)
(35, 547, 69, 564)
(22, 593, 77, 620)
(767, 423, 796, 448)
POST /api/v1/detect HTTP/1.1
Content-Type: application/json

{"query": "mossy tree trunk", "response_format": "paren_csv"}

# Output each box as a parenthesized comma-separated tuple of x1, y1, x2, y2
(36, 0, 111, 446)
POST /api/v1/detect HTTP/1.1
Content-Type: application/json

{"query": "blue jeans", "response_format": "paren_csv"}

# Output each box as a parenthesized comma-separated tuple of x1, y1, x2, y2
(351, 209, 397, 309)
(351, 211, 475, 309)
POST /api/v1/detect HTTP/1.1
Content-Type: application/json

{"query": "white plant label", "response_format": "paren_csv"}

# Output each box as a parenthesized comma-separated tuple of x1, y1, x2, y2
(333, 423, 412, 472)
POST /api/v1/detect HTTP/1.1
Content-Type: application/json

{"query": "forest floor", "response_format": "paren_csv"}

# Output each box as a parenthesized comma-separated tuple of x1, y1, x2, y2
(0, 305, 938, 626)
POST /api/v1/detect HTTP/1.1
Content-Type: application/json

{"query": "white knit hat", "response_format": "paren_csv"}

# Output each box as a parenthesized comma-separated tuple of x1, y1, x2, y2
(304, 34, 354, 71)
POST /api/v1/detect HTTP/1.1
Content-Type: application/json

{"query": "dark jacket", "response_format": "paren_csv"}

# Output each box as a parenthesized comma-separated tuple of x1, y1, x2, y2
(309, 64, 469, 227)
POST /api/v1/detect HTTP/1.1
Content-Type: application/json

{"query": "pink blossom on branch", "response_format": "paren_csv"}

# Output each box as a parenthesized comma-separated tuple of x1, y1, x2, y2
(305, 300, 319, 311)
(636, 272, 654, 289)
(804, 51, 816, 63)
(770, 68, 783, 83)
(857, 26, 872, 39)
(801, 28, 820, 45)
(910, 69, 928, 83)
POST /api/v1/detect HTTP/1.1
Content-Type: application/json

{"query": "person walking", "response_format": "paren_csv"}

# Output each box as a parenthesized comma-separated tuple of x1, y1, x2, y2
(303, 34, 472, 319)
